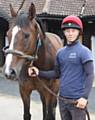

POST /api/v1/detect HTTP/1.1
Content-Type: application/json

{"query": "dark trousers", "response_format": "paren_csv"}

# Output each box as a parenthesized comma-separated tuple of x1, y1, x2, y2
(59, 98, 86, 120)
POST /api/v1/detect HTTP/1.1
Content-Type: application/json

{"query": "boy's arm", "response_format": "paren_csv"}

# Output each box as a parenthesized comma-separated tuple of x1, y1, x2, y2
(76, 61, 94, 109)
(39, 65, 60, 80)
(82, 61, 94, 99)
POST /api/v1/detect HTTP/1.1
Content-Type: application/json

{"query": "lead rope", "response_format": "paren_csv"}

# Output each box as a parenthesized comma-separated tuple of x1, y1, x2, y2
(29, 51, 90, 120)
(35, 75, 90, 120)
(28, 33, 90, 120)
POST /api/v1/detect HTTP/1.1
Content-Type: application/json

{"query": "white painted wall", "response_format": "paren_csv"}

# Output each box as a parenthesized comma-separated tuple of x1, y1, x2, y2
(91, 35, 95, 86)
(91, 35, 95, 70)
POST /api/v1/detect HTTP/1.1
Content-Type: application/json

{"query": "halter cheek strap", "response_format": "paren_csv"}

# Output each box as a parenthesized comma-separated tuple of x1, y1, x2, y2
(36, 34, 42, 49)
(29, 34, 42, 66)
(33, 34, 42, 59)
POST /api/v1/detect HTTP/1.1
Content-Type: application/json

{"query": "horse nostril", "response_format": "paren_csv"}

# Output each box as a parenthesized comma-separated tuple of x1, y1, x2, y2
(5, 68, 16, 80)
(10, 69, 16, 75)
(10, 69, 16, 78)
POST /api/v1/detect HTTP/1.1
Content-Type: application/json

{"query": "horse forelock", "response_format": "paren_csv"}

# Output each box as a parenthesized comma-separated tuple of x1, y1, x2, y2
(16, 12, 30, 28)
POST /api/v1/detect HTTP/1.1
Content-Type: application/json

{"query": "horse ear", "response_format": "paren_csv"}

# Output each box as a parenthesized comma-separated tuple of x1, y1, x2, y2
(9, 4, 17, 17)
(28, 3, 36, 20)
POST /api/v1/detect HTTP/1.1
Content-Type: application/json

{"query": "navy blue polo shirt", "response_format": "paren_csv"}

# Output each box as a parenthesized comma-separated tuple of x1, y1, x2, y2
(56, 41, 93, 99)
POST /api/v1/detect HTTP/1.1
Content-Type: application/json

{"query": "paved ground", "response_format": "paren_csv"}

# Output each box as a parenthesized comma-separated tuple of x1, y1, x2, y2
(0, 71, 95, 120)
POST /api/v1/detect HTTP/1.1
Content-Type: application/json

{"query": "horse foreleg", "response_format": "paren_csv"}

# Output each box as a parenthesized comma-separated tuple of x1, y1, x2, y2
(40, 94, 47, 120)
(45, 80, 59, 120)
(23, 100, 31, 120)
(19, 85, 31, 120)
(40, 91, 57, 120)
(46, 96, 57, 120)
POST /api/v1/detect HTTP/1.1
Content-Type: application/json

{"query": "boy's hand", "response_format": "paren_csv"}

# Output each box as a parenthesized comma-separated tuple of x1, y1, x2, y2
(76, 97, 88, 109)
(28, 66, 39, 77)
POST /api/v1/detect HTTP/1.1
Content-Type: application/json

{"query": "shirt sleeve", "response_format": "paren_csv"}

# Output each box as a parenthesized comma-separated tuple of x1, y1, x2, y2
(82, 61, 94, 99)
(38, 53, 60, 80)
(81, 47, 93, 64)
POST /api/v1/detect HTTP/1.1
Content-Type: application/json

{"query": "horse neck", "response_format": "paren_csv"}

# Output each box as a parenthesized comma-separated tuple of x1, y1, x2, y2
(33, 21, 54, 69)
(34, 34, 56, 71)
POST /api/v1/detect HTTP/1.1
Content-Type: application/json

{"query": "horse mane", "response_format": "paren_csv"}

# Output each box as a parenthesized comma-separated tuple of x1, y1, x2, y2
(36, 17, 46, 37)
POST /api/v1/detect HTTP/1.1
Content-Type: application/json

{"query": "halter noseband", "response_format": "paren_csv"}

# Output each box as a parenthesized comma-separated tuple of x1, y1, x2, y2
(3, 34, 42, 61)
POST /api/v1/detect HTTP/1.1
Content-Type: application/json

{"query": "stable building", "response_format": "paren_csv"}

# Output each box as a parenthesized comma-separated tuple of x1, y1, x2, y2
(0, 0, 95, 66)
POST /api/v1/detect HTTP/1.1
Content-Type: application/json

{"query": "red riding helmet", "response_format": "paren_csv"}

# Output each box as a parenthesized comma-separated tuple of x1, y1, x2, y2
(61, 15, 83, 32)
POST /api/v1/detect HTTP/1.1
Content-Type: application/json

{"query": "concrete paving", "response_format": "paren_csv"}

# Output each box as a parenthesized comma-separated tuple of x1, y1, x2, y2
(0, 71, 95, 120)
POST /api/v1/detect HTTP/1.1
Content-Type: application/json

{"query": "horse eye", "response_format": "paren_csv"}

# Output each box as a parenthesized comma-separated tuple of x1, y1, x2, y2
(24, 33, 29, 39)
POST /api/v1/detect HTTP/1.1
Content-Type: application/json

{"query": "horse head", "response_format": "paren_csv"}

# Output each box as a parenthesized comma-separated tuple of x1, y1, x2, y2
(3, 3, 45, 80)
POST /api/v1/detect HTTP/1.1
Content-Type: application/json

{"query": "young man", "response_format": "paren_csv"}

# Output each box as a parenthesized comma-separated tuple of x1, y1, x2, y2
(28, 15, 94, 120)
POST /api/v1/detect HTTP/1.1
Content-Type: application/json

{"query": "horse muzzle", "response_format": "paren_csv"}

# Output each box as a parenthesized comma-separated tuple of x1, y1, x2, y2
(3, 65, 17, 80)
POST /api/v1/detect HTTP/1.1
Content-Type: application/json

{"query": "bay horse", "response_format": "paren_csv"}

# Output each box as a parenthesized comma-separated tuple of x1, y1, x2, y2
(3, 3, 63, 120)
